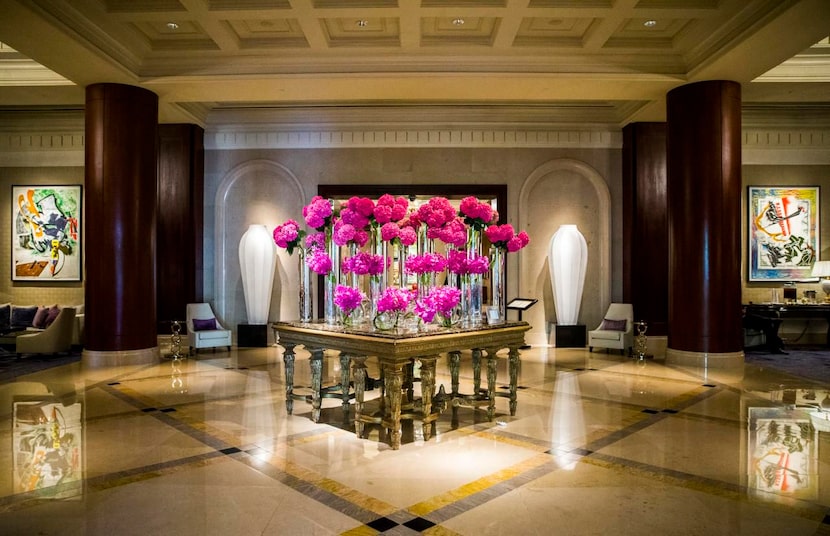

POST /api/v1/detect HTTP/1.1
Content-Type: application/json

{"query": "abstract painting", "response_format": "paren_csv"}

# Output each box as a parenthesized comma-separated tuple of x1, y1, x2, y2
(748, 186, 819, 281)
(11, 185, 82, 281)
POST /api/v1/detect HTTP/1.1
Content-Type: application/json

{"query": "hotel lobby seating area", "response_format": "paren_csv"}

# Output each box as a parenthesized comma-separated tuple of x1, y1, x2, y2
(0, 343, 828, 535)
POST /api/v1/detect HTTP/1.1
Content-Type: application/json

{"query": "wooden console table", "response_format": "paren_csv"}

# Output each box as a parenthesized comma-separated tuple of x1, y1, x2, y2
(272, 321, 530, 450)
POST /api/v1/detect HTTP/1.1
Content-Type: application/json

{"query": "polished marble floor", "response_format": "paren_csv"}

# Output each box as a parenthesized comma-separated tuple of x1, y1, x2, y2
(0, 342, 829, 535)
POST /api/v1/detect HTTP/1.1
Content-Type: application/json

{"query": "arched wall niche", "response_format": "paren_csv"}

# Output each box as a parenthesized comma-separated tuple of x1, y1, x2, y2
(214, 159, 306, 335)
(518, 158, 611, 346)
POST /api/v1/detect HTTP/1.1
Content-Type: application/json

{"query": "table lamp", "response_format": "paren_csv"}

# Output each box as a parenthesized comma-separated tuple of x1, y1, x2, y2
(810, 261, 830, 302)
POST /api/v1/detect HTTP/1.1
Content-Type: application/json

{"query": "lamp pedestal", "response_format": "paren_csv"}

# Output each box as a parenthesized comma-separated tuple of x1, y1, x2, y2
(555, 324, 586, 348)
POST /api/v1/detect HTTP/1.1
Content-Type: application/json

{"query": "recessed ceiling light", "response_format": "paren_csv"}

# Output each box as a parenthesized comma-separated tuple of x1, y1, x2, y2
(643, 20, 657, 28)
(452, 18, 465, 26)
(166, 22, 179, 30)
(356, 20, 368, 27)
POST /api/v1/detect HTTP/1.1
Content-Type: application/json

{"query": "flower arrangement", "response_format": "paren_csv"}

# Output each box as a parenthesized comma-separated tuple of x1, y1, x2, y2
(485, 224, 530, 252)
(343, 252, 385, 277)
(417, 196, 456, 229)
(273, 219, 305, 255)
(303, 196, 334, 231)
(377, 287, 414, 314)
(339, 196, 374, 229)
(333, 284, 365, 324)
(305, 247, 332, 275)
(428, 217, 467, 247)
(414, 286, 461, 327)
(446, 249, 489, 275)
(459, 196, 495, 230)
(373, 194, 409, 224)
(333, 220, 369, 247)
(405, 252, 448, 275)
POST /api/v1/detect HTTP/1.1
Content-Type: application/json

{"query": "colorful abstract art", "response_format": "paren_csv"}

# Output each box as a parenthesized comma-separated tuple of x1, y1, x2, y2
(748, 186, 819, 281)
(11, 185, 82, 281)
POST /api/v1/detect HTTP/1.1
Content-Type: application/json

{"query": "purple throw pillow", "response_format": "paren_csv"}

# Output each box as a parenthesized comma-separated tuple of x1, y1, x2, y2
(192, 318, 217, 331)
(32, 306, 50, 329)
(43, 306, 61, 328)
(600, 318, 627, 331)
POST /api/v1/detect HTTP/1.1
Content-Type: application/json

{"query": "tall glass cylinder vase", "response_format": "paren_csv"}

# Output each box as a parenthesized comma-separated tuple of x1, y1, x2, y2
(489, 246, 506, 324)
(397, 242, 408, 289)
(324, 236, 340, 325)
(298, 253, 313, 323)
(370, 226, 388, 291)
(463, 227, 483, 327)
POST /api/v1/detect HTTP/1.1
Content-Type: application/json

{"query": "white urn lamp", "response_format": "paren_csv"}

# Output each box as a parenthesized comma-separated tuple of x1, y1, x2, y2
(238, 224, 277, 346)
(811, 261, 830, 302)
(548, 224, 588, 347)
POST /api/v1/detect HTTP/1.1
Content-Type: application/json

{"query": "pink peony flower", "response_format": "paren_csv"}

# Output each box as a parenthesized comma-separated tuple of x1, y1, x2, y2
(305, 231, 326, 250)
(398, 226, 417, 246)
(486, 224, 530, 252)
(414, 286, 461, 325)
(374, 194, 409, 224)
(306, 248, 332, 275)
(417, 197, 456, 229)
(343, 252, 385, 276)
(380, 222, 400, 242)
(339, 207, 370, 229)
(333, 221, 356, 246)
(376, 287, 414, 313)
(429, 217, 468, 247)
(303, 196, 333, 231)
(446, 250, 489, 274)
(405, 253, 447, 275)
(334, 285, 365, 316)
(273, 220, 305, 255)
(459, 196, 495, 228)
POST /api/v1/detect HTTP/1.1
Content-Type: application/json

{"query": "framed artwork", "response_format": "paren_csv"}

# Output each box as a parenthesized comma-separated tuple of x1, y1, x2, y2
(748, 186, 819, 282)
(11, 185, 82, 281)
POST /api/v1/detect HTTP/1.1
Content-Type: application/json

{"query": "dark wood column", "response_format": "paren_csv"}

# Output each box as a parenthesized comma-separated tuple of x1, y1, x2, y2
(85, 83, 158, 352)
(666, 81, 742, 354)
(157, 124, 204, 333)
(622, 122, 668, 336)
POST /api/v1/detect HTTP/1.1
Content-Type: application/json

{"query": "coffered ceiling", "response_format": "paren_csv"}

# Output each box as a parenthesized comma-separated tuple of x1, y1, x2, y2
(0, 0, 827, 128)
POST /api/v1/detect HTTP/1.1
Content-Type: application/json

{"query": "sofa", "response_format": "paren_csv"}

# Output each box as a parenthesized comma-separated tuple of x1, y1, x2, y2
(0, 303, 85, 349)
(16, 307, 76, 356)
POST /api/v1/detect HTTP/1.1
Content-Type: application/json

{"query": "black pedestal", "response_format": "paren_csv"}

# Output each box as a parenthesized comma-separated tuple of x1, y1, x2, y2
(555, 324, 586, 348)
(238, 323, 268, 347)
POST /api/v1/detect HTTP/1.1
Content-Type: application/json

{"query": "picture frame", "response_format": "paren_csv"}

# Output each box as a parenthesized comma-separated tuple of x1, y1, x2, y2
(748, 186, 819, 282)
(11, 185, 82, 282)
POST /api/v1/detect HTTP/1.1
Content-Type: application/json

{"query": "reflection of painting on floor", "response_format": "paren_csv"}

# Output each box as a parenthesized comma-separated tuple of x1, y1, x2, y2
(13, 400, 83, 498)
(748, 407, 817, 500)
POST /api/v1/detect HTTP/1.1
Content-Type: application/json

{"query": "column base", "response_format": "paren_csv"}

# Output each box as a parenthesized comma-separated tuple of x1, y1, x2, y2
(82, 346, 159, 368)
(665, 347, 744, 369)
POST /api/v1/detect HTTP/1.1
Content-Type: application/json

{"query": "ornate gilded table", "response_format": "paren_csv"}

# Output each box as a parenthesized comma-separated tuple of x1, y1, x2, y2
(272, 321, 530, 450)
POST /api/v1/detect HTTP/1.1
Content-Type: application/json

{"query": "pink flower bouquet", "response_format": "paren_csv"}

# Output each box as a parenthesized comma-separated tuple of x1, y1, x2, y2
(273, 219, 305, 256)
(303, 196, 333, 231)
(334, 284, 365, 322)
(459, 196, 495, 230)
(485, 224, 530, 252)
(343, 252, 385, 276)
(405, 253, 448, 275)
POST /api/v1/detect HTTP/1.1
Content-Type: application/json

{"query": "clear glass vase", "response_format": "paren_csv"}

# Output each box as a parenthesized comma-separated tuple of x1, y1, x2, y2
(489, 246, 506, 324)
(463, 227, 483, 327)
(298, 253, 313, 322)
(324, 235, 340, 325)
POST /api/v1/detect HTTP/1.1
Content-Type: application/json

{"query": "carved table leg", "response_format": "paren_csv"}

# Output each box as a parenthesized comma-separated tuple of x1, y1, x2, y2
(309, 347, 324, 423)
(472, 348, 482, 398)
(339, 351, 351, 414)
(282, 343, 296, 415)
(352, 356, 368, 438)
(485, 347, 498, 421)
(383, 361, 405, 450)
(418, 355, 438, 440)
(449, 350, 461, 397)
(508, 345, 520, 416)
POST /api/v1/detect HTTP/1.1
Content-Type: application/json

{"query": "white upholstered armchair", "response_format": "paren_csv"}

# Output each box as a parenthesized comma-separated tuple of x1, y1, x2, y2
(588, 303, 634, 355)
(186, 303, 232, 353)
(16, 307, 76, 356)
